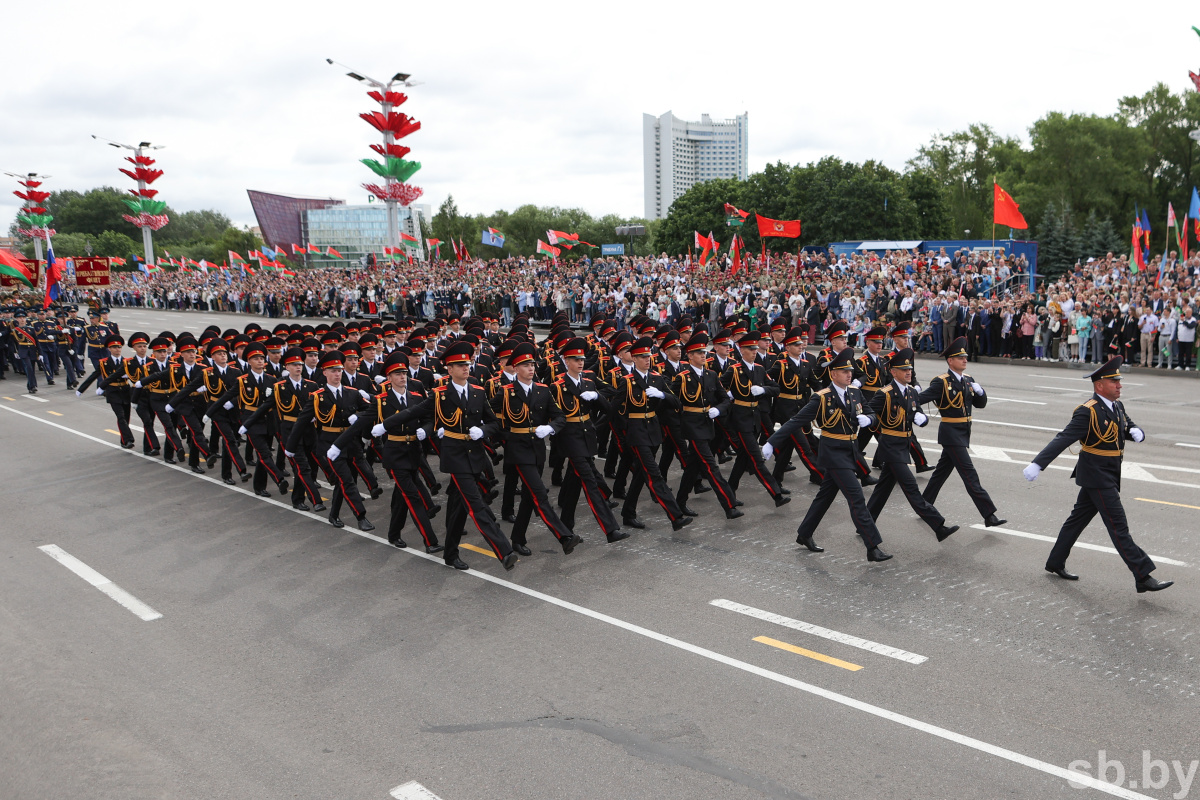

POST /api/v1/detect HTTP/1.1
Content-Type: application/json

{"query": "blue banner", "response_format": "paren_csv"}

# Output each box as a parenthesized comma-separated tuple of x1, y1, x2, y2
(481, 230, 505, 248)
(601, 243, 624, 255)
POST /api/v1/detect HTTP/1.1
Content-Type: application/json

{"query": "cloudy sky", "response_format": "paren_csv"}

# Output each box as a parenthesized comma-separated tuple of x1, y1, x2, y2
(3, 0, 1196, 232)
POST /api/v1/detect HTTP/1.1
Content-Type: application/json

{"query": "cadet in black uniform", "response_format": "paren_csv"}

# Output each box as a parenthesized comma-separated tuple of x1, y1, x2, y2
(172, 340, 248, 484)
(216, 343, 290, 498)
(885, 322, 931, 471)
(764, 348, 891, 561)
(11, 310, 39, 393)
(865, 348, 959, 541)
(132, 337, 185, 463)
(766, 325, 824, 486)
(247, 347, 324, 511)
(1023, 356, 1173, 592)
(916, 337, 1006, 528)
(672, 332, 741, 518)
(722, 331, 791, 507)
(77, 334, 135, 448)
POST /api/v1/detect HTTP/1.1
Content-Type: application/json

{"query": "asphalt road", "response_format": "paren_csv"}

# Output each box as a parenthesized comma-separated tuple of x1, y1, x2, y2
(3, 306, 1200, 800)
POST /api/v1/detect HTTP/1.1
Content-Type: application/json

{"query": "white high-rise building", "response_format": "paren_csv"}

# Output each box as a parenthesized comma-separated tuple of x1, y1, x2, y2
(643, 111, 748, 220)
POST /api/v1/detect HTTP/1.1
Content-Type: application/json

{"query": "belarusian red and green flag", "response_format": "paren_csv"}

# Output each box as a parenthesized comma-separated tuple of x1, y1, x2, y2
(0, 249, 35, 288)
(546, 230, 579, 249)
(228, 250, 246, 265)
(724, 203, 749, 227)
(536, 239, 561, 258)
(326, 246, 343, 259)
(400, 232, 420, 249)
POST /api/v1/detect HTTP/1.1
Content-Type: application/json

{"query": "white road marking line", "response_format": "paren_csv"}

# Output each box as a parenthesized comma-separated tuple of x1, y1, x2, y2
(37, 544, 162, 621)
(0, 406, 1168, 800)
(1035, 385, 1092, 393)
(984, 397, 1046, 405)
(1030, 373, 1144, 387)
(390, 781, 445, 800)
(710, 599, 928, 665)
(1177, 443, 1200, 449)
(962, 419, 1062, 433)
(969, 524, 1188, 567)
(22, 394, 48, 403)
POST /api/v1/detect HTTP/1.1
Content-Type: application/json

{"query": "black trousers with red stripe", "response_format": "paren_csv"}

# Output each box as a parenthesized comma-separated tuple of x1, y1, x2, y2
(107, 398, 135, 447)
(387, 466, 438, 547)
(445, 473, 512, 564)
(657, 425, 691, 477)
(247, 429, 285, 492)
(210, 417, 247, 479)
(316, 443, 367, 521)
(771, 427, 823, 483)
(149, 399, 183, 460)
(178, 410, 209, 467)
(1046, 486, 1155, 579)
(622, 443, 684, 523)
(726, 429, 785, 499)
(677, 438, 737, 511)
(558, 454, 620, 535)
(511, 462, 574, 546)
(136, 399, 159, 454)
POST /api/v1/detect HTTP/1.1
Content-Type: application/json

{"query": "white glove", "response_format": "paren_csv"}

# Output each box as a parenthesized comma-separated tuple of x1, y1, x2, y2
(581, 390, 599, 401)
(645, 386, 665, 399)
(750, 385, 765, 396)
(433, 373, 444, 381)
(134, 380, 143, 388)
(1130, 427, 1145, 443)
(914, 411, 928, 426)
(468, 426, 484, 440)
(284, 450, 295, 458)
(437, 427, 445, 438)
(727, 390, 735, 399)
(196, 385, 207, 393)
(327, 444, 341, 460)
(913, 384, 921, 393)
(348, 414, 358, 425)
(707, 407, 720, 418)
(536, 424, 554, 438)
(202, 415, 210, 424)
(238, 425, 248, 435)
(165, 404, 174, 413)
(761, 442, 774, 460)
(851, 379, 862, 388)
(374, 374, 386, 384)
(371, 423, 386, 437)
(1023, 463, 1041, 482)
(75, 390, 82, 398)
(416, 427, 426, 441)
(358, 389, 371, 401)
(856, 414, 872, 427)
(223, 401, 234, 410)
(265, 387, 272, 397)
(971, 381, 983, 395)
(96, 388, 104, 396)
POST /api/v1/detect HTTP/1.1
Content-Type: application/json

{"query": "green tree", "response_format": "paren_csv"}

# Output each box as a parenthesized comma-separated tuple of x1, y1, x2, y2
(54, 187, 130, 237)
(655, 178, 742, 256)
(95, 230, 140, 260)
(790, 158, 919, 244)
(1037, 201, 1084, 274)
(156, 209, 233, 245)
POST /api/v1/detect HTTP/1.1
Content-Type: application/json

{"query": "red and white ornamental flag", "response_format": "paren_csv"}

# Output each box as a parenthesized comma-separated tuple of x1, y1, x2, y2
(755, 215, 801, 238)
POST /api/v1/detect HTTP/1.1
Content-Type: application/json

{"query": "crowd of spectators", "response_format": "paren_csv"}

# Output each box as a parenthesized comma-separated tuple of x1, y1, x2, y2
(11, 244, 1199, 370)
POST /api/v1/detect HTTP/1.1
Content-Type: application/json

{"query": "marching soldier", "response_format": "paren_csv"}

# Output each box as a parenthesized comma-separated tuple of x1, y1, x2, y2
(172, 340, 249, 484)
(377, 341, 517, 571)
(1022, 356, 1173, 592)
(77, 334, 135, 448)
(865, 348, 959, 541)
(215, 343, 290, 498)
(493, 342, 583, 556)
(916, 337, 1007, 529)
(131, 337, 186, 464)
(766, 325, 824, 486)
(722, 331, 791, 507)
(763, 348, 891, 561)
(331, 350, 441, 551)
(852, 325, 889, 462)
(884, 321, 931, 471)
(11, 310, 39, 394)
(552, 337, 626, 543)
(160, 337, 212, 473)
(672, 332, 741, 519)
(287, 351, 376, 531)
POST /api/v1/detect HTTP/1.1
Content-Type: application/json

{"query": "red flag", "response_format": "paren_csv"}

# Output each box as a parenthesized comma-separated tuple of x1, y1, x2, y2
(459, 238, 470, 260)
(755, 215, 801, 238)
(730, 235, 744, 275)
(993, 183, 1028, 229)
(450, 239, 461, 260)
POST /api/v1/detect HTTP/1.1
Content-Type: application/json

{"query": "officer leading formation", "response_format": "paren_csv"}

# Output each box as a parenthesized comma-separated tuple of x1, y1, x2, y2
(50, 306, 1172, 593)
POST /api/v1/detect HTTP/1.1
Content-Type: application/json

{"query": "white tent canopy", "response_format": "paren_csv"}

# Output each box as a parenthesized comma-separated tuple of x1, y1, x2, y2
(855, 240, 923, 251)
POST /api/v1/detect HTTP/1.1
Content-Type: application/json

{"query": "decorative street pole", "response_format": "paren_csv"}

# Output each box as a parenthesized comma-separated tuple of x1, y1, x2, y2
(327, 59, 424, 261)
(7, 171, 53, 266)
(92, 136, 168, 266)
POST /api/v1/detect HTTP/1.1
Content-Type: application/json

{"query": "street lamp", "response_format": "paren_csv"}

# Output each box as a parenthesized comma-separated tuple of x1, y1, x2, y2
(327, 59, 424, 263)
(91, 135, 167, 267)
(6, 171, 53, 265)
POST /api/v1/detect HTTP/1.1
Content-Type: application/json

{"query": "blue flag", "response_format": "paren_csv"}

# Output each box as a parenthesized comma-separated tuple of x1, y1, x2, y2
(481, 229, 505, 248)
(1140, 208, 1152, 233)
(1190, 187, 1200, 220)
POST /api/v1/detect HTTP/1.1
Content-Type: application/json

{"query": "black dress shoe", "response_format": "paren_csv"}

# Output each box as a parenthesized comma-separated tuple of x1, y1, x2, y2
(240, 471, 251, 483)
(983, 514, 1007, 527)
(734, 500, 745, 507)
(370, 487, 384, 500)
(425, 544, 445, 554)
(206, 455, 218, 468)
(860, 474, 879, 486)
(915, 464, 934, 473)
(612, 487, 626, 500)
(223, 477, 236, 485)
(606, 530, 630, 543)
(796, 534, 824, 552)
(935, 524, 960, 542)
(622, 516, 646, 529)
(680, 505, 699, 517)
(551, 470, 563, 487)
(561, 533, 583, 554)
(278, 479, 289, 496)
(1045, 565, 1078, 580)
(149, 448, 161, 456)
(483, 489, 499, 503)
(694, 483, 712, 494)
(774, 495, 791, 508)
(254, 489, 272, 498)
(607, 500, 619, 509)
(293, 502, 311, 512)
(779, 487, 791, 495)
(357, 517, 375, 532)
(783, 463, 797, 472)
(603, 471, 617, 480)
(428, 502, 442, 517)
(1136, 575, 1174, 593)
(502, 552, 519, 571)
(725, 508, 745, 520)
(388, 538, 407, 548)
(312, 502, 327, 513)
(867, 546, 893, 562)
(431, 482, 442, 495)
(810, 474, 824, 485)
(191, 465, 206, 474)
(718, 453, 733, 464)
(513, 542, 532, 556)
(502, 513, 518, 523)
(329, 516, 344, 528)
(447, 557, 469, 570)
(671, 517, 692, 532)
(280, 470, 291, 478)
(164, 456, 177, 464)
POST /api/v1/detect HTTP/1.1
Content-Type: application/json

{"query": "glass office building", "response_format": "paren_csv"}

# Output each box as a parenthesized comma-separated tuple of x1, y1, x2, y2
(303, 203, 431, 268)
